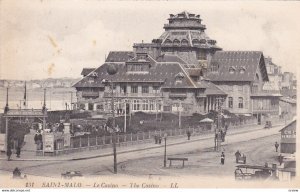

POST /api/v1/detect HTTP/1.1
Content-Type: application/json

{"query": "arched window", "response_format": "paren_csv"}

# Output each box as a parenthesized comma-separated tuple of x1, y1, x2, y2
(238, 97, 243, 108)
(173, 39, 180, 46)
(164, 39, 172, 46)
(200, 39, 206, 44)
(192, 39, 200, 46)
(239, 67, 245, 74)
(229, 66, 236, 74)
(175, 72, 184, 83)
(181, 39, 189, 46)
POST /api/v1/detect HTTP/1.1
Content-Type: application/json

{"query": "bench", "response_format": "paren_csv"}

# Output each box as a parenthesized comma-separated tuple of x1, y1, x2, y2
(167, 157, 188, 167)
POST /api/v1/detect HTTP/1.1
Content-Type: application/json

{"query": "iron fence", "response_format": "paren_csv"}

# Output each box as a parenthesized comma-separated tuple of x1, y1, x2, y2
(36, 118, 258, 156)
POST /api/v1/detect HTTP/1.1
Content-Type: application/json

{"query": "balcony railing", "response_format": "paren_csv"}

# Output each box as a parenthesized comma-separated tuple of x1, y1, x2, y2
(103, 92, 163, 98)
(82, 92, 99, 97)
(163, 24, 206, 29)
(169, 93, 187, 98)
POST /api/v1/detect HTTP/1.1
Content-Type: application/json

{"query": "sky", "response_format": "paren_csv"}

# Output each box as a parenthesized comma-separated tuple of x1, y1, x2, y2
(0, 0, 300, 80)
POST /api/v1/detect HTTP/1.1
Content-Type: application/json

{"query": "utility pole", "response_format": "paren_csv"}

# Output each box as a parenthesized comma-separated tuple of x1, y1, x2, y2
(104, 64, 118, 174)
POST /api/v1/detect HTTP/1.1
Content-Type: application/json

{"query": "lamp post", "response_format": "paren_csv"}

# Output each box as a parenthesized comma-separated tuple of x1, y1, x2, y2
(163, 133, 167, 167)
(215, 96, 224, 151)
(103, 64, 118, 174)
(4, 87, 9, 153)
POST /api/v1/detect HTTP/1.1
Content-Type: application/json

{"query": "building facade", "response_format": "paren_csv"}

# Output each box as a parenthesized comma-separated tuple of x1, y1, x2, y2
(279, 119, 296, 154)
(74, 11, 283, 122)
(206, 51, 281, 124)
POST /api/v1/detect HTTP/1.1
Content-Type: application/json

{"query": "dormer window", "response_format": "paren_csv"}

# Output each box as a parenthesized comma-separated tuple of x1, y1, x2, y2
(229, 66, 236, 74)
(89, 71, 98, 77)
(239, 67, 246, 74)
(175, 72, 184, 83)
(200, 39, 206, 44)
(173, 39, 180, 46)
(126, 63, 149, 73)
(192, 39, 200, 46)
(181, 39, 189, 46)
(165, 39, 172, 46)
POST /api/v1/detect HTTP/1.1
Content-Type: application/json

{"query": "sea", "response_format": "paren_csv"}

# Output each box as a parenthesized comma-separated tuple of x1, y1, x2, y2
(0, 87, 76, 113)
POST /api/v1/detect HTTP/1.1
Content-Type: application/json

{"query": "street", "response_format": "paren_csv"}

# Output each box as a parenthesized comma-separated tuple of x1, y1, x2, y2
(0, 125, 282, 179)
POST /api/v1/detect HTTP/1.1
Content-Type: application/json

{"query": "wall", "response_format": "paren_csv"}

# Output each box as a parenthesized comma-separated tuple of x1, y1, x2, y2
(215, 82, 251, 114)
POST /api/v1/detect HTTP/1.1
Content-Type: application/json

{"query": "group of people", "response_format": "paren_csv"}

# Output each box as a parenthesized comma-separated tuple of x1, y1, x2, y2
(220, 141, 282, 166)
(219, 150, 246, 165)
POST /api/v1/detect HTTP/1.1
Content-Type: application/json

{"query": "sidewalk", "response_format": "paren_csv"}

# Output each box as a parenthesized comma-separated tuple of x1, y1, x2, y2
(0, 122, 285, 162)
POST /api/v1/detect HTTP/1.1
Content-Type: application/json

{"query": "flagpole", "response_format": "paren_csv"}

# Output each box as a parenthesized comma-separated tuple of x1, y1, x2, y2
(24, 81, 27, 109)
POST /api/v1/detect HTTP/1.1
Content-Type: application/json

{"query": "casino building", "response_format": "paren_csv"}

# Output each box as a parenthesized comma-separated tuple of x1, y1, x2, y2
(73, 11, 281, 121)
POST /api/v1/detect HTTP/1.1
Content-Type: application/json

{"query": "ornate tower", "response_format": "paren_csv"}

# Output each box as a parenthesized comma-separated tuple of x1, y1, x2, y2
(158, 11, 222, 68)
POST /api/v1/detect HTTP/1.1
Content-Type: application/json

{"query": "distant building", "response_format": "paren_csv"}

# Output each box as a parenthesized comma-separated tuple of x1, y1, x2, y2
(263, 57, 282, 91)
(279, 97, 296, 120)
(281, 72, 296, 90)
(279, 119, 296, 154)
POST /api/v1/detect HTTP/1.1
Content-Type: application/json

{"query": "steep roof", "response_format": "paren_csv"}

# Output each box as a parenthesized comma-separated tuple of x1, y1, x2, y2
(74, 62, 198, 89)
(198, 80, 227, 95)
(207, 51, 269, 82)
(81, 68, 96, 76)
(279, 119, 296, 132)
(105, 51, 134, 62)
(156, 54, 188, 65)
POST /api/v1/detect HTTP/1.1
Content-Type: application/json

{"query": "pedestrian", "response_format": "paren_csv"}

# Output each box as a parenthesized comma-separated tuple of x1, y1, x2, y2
(275, 142, 279, 152)
(34, 133, 38, 144)
(154, 134, 158, 144)
(187, 131, 191, 140)
(221, 152, 225, 165)
(6, 147, 12, 161)
(158, 136, 162, 144)
(16, 146, 21, 158)
(225, 124, 228, 132)
(235, 150, 241, 163)
(278, 154, 284, 166)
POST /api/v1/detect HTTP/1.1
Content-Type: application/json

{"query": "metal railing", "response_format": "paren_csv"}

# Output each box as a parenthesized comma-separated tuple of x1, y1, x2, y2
(36, 118, 259, 156)
(103, 92, 163, 98)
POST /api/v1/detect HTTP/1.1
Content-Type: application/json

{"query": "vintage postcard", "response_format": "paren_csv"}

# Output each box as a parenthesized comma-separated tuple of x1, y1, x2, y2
(0, 0, 299, 190)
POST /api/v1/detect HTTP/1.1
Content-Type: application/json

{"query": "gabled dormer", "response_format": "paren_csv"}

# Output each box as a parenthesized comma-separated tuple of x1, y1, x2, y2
(125, 52, 152, 73)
